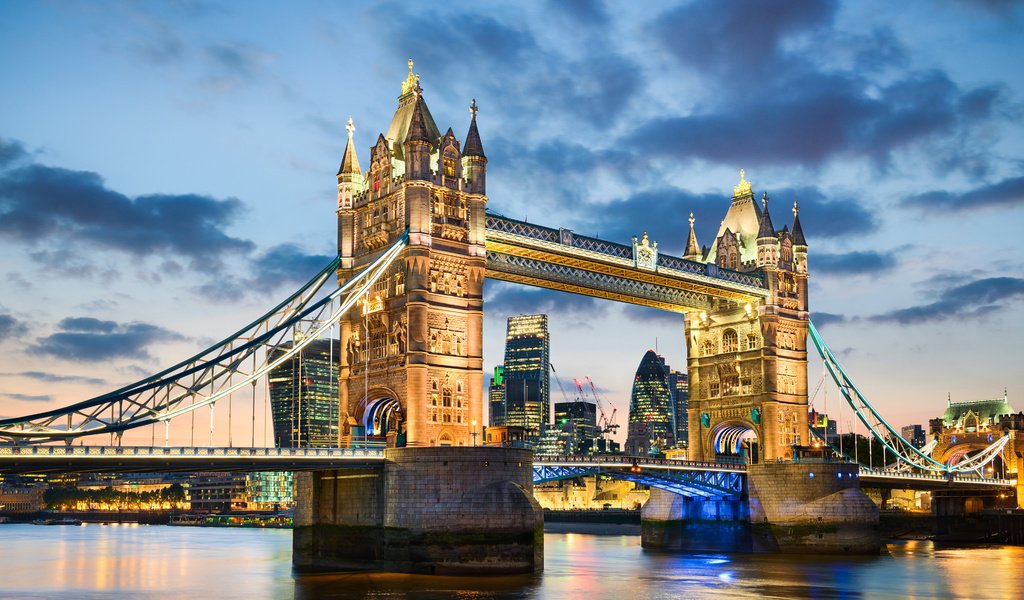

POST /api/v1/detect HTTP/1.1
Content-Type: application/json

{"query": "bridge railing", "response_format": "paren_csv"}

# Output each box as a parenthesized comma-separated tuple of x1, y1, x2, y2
(535, 454, 747, 472)
(859, 466, 1015, 486)
(0, 446, 387, 459)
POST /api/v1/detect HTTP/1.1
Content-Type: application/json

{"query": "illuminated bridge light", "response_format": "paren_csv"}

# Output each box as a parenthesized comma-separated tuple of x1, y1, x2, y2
(809, 472, 815, 478)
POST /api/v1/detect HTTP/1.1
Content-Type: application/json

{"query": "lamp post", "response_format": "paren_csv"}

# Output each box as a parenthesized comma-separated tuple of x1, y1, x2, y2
(471, 420, 479, 446)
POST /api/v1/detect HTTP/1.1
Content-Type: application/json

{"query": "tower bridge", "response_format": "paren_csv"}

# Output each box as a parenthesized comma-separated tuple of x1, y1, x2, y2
(1, 62, 1019, 571)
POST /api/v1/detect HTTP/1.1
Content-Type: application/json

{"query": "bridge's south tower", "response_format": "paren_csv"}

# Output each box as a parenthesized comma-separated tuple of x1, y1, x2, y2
(336, 63, 487, 448)
(685, 172, 809, 462)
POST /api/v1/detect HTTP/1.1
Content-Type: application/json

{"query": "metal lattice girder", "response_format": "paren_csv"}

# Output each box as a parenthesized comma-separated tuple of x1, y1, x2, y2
(0, 232, 409, 444)
(533, 462, 745, 499)
(484, 213, 766, 313)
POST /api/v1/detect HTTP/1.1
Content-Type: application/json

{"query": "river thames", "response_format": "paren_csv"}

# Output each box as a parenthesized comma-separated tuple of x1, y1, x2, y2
(1, 524, 1021, 599)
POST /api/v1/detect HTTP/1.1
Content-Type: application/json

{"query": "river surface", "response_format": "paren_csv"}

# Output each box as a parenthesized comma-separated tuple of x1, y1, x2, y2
(0, 524, 1021, 599)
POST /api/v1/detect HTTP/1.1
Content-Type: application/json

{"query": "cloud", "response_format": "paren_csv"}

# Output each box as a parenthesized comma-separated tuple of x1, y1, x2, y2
(811, 312, 848, 328)
(0, 314, 28, 341)
(0, 392, 52, 403)
(0, 137, 30, 168)
(871, 276, 1024, 324)
(901, 175, 1024, 213)
(29, 317, 187, 362)
(0, 152, 254, 268)
(813, 251, 897, 276)
(622, 305, 686, 327)
(0, 371, 107, 385)
(195, 243, 335, 300)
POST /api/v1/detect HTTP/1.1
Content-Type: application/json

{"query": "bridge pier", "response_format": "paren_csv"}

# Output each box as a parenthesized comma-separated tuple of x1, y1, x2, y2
(294, 446, 542, 575)
(640, 488, 753, 553)
(746, 462, 879, 554)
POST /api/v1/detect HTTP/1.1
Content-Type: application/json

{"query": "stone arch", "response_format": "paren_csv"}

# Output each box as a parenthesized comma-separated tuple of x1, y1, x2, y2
(438, 431, 454, 447)
(709, 420, 760, 464)
(359, 386, 404, 438)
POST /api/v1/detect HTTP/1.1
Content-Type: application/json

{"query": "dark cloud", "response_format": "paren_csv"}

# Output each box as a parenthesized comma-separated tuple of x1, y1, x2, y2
(622, 305, 685, 327)
(813, 251, 897, 276)
(194, 243, 334, 300)
(0, 371, 106, 385)
(871, 276, 1024, 324)
(901, 175, 1024, 213)
(651, 0, 836, 82)
(0, 314, 28, 341)
(205, 43, 269, 82)
(0, 158, 253, 266)
(546, 0, 608, 25)
(811, 312, 848, 328)
(637, 2, 1007, 174)
(0, 137, 30, 168)
(0, 392, 52, 403)
(377, 5, 642, 128)
(484, 281, 607, 319)
(29, 317, 186, 362)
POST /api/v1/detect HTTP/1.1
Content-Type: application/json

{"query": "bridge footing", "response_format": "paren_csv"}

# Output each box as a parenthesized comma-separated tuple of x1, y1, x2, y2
(640, 462, 880, 554)
(293, 447, 543, 575)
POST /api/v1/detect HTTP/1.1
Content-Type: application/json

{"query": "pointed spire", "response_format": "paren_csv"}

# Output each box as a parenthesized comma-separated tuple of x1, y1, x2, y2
(684, 212, 701, 260)
(792, 200, 807, 246)
(406, 89, 431, 144)
(337, 117, 361, 177)
(464, 99, 486, 159)
(757, 191, 776, 238)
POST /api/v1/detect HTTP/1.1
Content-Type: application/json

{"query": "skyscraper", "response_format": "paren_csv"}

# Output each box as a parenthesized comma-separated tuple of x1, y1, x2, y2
(268, 338, 340, 448)
(625, 350, 675, 456)
(666, 369, 689, 448)
(554, 399, 598, 454)
(488, 365, 506, 427)
(502, 314, 550, 439)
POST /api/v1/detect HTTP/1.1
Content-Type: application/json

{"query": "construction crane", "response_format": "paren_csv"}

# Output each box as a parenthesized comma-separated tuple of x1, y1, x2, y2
(575, 375, 619, 438)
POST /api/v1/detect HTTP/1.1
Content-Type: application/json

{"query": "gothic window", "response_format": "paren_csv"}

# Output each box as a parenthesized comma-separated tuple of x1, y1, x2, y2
(373, 175, 381, 192)
(456, 414, 463, 423)
(431, 380, 439, 391)
(433, 192, 444, 215)
(456, 381, 463, 393)
(702, 339, 715, 356)
(722, 329, 738, 353)
(431, 394, 438, 407)
(722, 375, 739, 396)
(710, 382, 720, 397)
(455, 276, 464, 297)
(443, 156, 456, 177)
(746, 334, 758, 351)
(442, 388, 453, 408)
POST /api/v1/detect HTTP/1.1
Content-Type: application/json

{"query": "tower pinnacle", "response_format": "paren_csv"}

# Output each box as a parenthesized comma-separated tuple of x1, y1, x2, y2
(463, 98, 486, 159)
(757, 191, 775, 239)
(684, 211, 701, 260)
(792, 199, 807, 247)
(401, 58, 420, 95)
(337, 116, 361, 177)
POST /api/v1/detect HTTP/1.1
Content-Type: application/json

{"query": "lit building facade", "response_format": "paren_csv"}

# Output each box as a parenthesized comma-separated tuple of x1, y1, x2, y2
(554, 400, 597, 454)
(268, 338, 340, 448)
(502, 314, 550, 439)
(625, 350, 675, 456)
(488, 365, 506, 427)
(901, 424, 926, 448)
(666, 369, 689, 448)
(810, 410, 839, 444)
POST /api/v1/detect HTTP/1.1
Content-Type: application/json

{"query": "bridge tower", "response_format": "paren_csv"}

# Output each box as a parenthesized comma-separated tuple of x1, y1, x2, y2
(685, 172, 809, 462)
(336, 62, 487, 448)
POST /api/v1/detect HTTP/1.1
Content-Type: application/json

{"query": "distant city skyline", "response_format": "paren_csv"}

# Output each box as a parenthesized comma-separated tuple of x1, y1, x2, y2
(1, 2, 1022, 446)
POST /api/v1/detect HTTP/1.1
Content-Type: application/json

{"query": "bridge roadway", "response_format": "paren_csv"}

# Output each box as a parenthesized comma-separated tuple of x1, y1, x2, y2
(0, 446, 1015, 493)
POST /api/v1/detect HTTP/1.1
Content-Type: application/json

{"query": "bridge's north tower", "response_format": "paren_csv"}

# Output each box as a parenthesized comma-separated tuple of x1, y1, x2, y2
(336, 63, 487, 448)
(685, 173, 809, 462)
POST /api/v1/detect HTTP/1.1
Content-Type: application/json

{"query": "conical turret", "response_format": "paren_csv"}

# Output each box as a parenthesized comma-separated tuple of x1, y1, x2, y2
(756, 192, 779, 268)
(404, 86, 432, 180)
(757, 192, 776, 239)
(684, 212, 701, 261)
(792, 200, 807, 247)
(337, 117, 361, 211)
(463, 99, 487, 195)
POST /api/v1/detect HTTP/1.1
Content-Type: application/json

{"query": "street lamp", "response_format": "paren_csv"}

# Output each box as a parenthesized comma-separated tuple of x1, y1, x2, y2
(471, 420, 478, 446)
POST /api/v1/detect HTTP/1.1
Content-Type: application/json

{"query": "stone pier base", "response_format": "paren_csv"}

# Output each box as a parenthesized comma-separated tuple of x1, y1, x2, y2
(641, 488, 754, 553)
(293, 446, 543, 575)
(747, 462, 880, 554)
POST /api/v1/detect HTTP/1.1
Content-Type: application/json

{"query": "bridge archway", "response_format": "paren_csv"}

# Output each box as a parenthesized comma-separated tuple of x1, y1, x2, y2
(358, 387, 405, 446)
(710, 421, 760, 464)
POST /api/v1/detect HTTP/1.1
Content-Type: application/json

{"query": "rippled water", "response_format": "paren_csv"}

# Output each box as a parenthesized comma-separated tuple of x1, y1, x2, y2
(0, 523, 1021, 599)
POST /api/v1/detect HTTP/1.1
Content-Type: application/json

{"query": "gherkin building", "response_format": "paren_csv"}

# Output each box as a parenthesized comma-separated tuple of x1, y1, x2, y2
(625, 350, 675, 456)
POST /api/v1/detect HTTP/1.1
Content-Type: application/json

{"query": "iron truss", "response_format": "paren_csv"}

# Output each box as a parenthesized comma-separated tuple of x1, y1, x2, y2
(808, 320, 1010, 475)
(533, 464, 745, 499)
(484, 216, 765, 313)
(0, 232, 409, 444)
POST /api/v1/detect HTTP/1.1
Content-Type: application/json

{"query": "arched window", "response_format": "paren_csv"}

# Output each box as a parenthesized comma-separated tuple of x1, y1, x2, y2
(745, 334, 759, 351)
(702, 339, 715, 356)
(442, 388, 452, 407)
(439, 433, 453, 447)
(722, 329, 738, 353)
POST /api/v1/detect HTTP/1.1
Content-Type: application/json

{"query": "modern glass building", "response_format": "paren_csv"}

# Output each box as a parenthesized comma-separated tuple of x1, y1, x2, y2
(625, 350, 675, 456)
(268, 338, 340, 448)
(554, 400, 597, 454)
(666, 369, 689, 448)
(488, 365, 506, 427)
(502, 315, 550, 439)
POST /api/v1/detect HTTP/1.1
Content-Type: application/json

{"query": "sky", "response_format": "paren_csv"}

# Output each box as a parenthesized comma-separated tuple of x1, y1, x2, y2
(1, 0, 1022, 446)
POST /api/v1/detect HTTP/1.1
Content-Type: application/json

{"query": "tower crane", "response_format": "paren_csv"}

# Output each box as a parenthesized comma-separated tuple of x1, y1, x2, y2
(577, 375, 619, 438)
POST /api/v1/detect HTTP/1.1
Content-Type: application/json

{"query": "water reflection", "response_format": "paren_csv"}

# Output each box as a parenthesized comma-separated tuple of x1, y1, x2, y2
(0, 525, 1021, 599)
